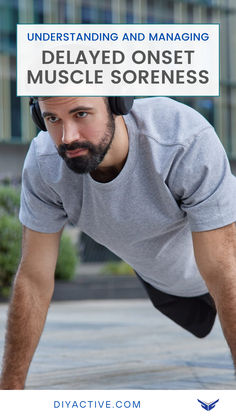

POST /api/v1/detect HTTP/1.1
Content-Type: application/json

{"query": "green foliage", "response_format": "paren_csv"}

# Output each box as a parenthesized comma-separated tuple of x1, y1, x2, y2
(1, 177, 11, 186)
(0, 215, 22, 290)
(101, 261, 134, 276)
(0, 186, 20, 217)
(55, 233, 78, 281)
(0, 186, 22, 296)
(0, 185, 78, 297)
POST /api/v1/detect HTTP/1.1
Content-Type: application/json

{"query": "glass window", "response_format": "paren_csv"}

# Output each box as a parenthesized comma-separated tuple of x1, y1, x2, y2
(58, 0, 68, 23)
(147, 0, 173, 24)
(34, 1, 44, 23)
(97, 0, 112, 23)
(10, 80, 21, 141)
(124, 0, 133, 23)
(82, 0, 98, 23)
(0, 5, 18, 53)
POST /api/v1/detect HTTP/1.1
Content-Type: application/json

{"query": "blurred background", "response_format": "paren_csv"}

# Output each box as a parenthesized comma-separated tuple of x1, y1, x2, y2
(0, 0, 236, 293)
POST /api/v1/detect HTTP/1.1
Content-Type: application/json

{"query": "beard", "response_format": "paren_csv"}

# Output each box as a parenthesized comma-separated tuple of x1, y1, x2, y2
(57, 112, 115, 174)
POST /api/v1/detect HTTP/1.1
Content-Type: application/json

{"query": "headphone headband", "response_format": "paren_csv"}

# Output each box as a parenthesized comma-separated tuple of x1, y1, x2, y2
(29, 97, 134, 131)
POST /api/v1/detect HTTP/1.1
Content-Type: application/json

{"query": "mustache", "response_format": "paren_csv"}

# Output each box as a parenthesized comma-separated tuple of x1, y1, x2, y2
(58, 141, 95, 154)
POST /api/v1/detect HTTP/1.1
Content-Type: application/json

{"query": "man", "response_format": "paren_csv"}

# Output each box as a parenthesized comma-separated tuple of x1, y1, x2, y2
(0, 96, 236, 389)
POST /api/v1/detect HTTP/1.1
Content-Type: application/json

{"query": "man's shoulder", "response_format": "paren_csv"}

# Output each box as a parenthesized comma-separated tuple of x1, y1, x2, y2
(32, 130, 58, 157)
(25, 130, 60, 171)
(130, 97, 212, 145)
(23, 130, 63, 184)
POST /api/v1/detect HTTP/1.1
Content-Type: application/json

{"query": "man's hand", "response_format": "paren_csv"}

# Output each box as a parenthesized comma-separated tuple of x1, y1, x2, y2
(192, 222, 236, 368)
(0, 226, 63, 389)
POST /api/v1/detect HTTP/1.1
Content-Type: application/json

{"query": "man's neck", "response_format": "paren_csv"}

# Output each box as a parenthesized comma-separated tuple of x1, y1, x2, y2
(90, 115, 129, 183)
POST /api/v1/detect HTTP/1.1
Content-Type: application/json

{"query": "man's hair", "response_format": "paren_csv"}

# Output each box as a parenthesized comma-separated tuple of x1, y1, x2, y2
(33, 97, 112, 115)
(33, 96, 51, 101)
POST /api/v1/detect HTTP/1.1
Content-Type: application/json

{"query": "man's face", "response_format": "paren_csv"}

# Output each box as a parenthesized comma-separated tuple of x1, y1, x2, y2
(39, 97, 115, 174)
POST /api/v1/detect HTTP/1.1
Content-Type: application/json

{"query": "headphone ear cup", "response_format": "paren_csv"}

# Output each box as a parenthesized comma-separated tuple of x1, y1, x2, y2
(29, 99, 47, 131)
(109, 97, 134, 115)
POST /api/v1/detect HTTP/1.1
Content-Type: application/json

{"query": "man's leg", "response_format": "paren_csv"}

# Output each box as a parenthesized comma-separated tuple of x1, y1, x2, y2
(136, 274, 217, 338)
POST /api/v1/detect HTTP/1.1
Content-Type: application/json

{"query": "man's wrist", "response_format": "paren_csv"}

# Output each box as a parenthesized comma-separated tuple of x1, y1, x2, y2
(0, 376, 25, 390)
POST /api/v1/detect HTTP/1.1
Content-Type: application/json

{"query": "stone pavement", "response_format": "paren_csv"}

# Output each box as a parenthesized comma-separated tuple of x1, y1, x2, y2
(0, 299, 235, 389)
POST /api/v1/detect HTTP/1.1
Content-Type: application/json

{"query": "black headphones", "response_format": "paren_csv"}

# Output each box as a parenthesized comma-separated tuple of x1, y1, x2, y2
(29, 97, 134, 131)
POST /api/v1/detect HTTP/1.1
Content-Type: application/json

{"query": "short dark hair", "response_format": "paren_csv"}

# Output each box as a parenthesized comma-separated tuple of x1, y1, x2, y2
(33, 96, 51, 101)
(32, 97, 112, 116)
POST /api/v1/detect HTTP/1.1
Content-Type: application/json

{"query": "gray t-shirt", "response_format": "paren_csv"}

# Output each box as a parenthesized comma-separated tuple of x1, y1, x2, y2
(19, 97, 236, 297)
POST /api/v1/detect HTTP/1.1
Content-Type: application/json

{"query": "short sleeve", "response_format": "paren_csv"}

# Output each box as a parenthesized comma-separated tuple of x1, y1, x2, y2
(19, 141, 68, 233)
(169, 127, 236, 231)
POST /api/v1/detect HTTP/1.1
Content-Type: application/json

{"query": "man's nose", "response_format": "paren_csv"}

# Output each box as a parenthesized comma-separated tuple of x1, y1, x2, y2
(62, 122, 80, 144)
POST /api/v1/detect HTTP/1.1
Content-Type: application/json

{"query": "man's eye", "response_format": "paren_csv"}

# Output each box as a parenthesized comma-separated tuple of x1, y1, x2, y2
(76, 111, 88, 118)
(47, 116, 59, 123)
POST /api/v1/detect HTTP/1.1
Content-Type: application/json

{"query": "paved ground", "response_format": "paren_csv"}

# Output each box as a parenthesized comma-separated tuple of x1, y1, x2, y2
(0, 299, 235, 389)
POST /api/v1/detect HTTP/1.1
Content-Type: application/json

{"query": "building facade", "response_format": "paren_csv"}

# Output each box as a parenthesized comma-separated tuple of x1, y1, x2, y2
(0, 0, 236, 178)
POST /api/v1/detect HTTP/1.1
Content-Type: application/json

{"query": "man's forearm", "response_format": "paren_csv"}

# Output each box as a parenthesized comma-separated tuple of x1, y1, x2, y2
(210, 273, 236, 370)
(0, 274, 53, 389)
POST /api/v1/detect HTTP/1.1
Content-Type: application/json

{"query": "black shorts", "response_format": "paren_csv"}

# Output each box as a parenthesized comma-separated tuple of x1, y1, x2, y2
(136, 274, 217, 338)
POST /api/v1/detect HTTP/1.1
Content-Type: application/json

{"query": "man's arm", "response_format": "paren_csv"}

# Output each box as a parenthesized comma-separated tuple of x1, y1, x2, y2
(0, 226, 63, 389)
(192, 222, 236, 367)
